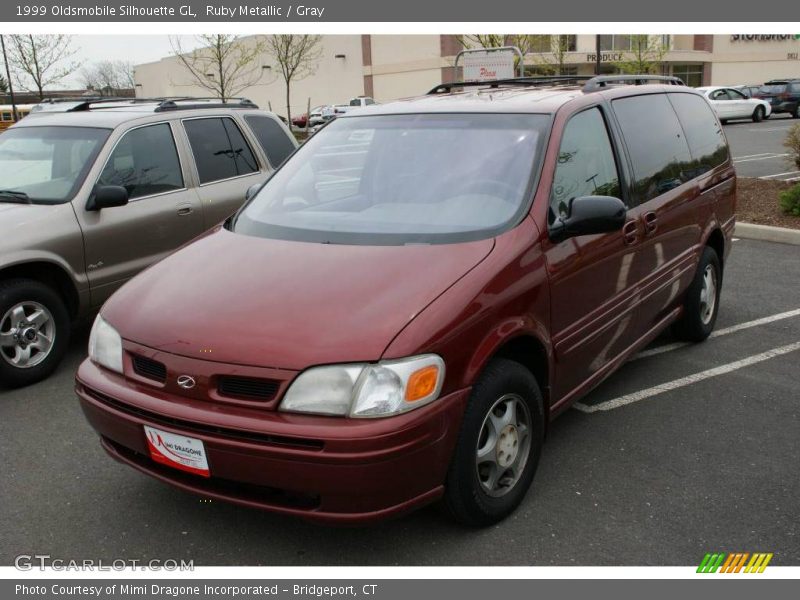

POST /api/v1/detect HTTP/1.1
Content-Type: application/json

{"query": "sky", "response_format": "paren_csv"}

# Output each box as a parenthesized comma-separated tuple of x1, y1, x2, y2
(50, 35, 200, 88)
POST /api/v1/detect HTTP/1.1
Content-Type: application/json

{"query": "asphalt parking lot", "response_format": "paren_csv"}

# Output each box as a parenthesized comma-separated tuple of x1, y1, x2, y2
(725, 114, 800, 181)
(1, 237, 798, 567)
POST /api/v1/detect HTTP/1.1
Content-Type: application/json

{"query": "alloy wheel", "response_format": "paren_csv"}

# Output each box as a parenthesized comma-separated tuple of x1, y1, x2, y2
(475, 393, 532, 498)
(0, 301, 56, 369)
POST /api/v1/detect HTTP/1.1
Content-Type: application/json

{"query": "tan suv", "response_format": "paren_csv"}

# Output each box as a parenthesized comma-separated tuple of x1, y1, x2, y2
(0, 98, 297, 387)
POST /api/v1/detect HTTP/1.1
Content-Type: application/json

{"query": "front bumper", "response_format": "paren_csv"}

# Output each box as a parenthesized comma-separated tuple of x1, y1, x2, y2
(76, 359, 470, 524)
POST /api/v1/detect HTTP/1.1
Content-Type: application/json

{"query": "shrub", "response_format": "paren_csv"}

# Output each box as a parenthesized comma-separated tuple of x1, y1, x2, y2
(779, 183, 800, 217)
(784, 123, 800, 170)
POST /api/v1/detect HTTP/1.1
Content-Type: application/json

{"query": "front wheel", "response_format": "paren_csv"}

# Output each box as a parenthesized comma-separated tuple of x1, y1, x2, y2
(673, 246, 721, 342)
(752, 106, 765, 122)
(443, 358, 544, 526)
(0, 279, 70, 388)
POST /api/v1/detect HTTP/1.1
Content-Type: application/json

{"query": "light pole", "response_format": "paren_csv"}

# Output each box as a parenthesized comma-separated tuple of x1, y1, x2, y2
(1, 34, 19, 121)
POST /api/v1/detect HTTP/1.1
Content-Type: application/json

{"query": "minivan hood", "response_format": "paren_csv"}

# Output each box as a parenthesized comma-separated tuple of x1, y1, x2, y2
(103, 227, 494, 370)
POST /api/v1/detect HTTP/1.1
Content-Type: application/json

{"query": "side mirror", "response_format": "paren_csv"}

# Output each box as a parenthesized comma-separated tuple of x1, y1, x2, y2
(86, 185, 128, 211)
(549, 196, 626, 243)
(245, 182, 262, 202)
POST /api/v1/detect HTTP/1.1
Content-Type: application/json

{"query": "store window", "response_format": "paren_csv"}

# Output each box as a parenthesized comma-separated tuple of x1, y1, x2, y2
(671, 63, 704, 87)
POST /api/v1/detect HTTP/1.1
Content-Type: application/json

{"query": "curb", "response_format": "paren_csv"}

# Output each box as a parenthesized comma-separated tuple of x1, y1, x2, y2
(735, 222, 800, 246)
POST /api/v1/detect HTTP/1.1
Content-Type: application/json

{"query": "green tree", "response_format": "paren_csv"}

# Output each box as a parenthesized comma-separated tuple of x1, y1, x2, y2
(0, 72, 7, 94)
(612, 35, 668, 75)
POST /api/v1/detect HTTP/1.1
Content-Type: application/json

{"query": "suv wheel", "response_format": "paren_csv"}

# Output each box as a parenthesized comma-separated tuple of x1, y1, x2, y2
(0, 279, 70, 388)
(752, 106, 765, 122)
(443, 358, 544, 526)
(673, 246, 721, 342)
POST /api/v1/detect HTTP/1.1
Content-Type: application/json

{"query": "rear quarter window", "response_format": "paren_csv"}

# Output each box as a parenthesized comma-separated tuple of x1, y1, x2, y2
(612, 94, 693, 204)
(667, 93, 729, 176)
(243, 115, 296, 168)
(184, 117, 259, 184)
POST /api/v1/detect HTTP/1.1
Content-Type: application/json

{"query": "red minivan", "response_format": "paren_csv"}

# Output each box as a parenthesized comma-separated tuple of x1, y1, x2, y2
(77, 76, 736, 526)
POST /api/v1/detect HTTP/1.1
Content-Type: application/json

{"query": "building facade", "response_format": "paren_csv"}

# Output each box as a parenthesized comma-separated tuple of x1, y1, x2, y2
(134, 34, 800, 120)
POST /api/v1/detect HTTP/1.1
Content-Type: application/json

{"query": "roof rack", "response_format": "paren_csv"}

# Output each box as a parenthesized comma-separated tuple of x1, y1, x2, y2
(154, 97, 258, 112)
(63, 97, 259, 112)
(428, 76, 594, 95)
(428, 74, 686, 95)
(582, 75, 685, 91)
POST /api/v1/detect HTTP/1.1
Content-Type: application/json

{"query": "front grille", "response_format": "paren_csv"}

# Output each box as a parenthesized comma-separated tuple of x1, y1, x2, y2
(81, 385, 324, 450)
(131, 354, 167, 383)
(218, 376, 280, 401)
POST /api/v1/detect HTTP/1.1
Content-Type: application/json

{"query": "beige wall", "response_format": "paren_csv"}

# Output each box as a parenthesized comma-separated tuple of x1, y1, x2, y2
(134, 34, 800, 114)
(708, 35, 800, 85)
(134, 35, 365, 120)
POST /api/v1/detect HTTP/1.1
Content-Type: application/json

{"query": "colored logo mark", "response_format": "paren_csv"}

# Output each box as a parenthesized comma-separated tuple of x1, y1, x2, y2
(697, 552, 773, 573)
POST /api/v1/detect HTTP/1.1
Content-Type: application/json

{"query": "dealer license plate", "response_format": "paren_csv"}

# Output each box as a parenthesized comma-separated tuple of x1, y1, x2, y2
(144, 425, 210, 478)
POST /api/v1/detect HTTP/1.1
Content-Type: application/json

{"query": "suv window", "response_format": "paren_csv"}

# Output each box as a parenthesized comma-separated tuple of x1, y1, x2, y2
(790, 83, 800, 93)
(549, 107, 621, 224)
(184, 117, 259, 184)
(98, 123, 183, 200)
(612, 94, 692, 204)
(243, 115, 295, 168)
(668, 93, 728, 176)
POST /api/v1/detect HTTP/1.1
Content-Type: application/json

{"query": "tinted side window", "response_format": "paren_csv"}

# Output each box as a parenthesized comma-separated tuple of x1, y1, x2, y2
(244, 115, 295, 168)
(184, 117, 259, 185)
(549, 107, 621, 224)
(668, 93, 729, 177)
(612, 94, 693, 204)
(791, 83, 800, 93)
(98, 123, 183, 200)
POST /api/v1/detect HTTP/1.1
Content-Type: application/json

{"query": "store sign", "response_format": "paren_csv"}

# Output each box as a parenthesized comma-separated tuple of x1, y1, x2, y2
(586, 52, 625, 63)
(730, 34, 800, 42)
(463, 50, 517, 81)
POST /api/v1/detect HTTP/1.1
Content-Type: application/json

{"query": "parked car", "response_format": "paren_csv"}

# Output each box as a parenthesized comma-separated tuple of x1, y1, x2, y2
(731, 84, 761, 99)
(77, 75, 735, 526)
(696, 86, 772, 122)
(292, 105, 325, 129)
(754, 79, 800, 118)
(348, 96, 378, 108)
(308, 105, 337, 127)
(0, 97, 297, 387)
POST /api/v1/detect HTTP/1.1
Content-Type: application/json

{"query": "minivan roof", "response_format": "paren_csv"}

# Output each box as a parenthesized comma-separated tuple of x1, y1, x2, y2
(342, 76, 692, 117)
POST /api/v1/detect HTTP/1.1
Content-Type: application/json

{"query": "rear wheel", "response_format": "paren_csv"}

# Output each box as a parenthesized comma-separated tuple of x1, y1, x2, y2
(0, 279, 70, 388)
(443, 358, 544, 526)
(673, 246, 721, 342)
(752, 106, 765, 122)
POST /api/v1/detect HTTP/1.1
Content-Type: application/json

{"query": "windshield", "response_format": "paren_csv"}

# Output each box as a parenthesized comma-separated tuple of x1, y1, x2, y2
(234, 113, 548, 245)
(0, 126, 110, 204)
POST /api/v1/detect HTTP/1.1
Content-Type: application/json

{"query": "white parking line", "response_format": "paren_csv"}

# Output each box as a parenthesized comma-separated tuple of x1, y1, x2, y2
(733, 152, 776, 160)
(631, 308, 800, 361)
(759, 170, 800, 180)
(747, 126, 797, 132)
(574, 341, 800, 413)
(734, 153, 789, 163)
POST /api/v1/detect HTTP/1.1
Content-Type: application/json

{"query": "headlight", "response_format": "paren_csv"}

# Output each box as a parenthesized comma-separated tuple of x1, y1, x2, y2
(88, 315, 123, 374)
(280, 354, 445, 418)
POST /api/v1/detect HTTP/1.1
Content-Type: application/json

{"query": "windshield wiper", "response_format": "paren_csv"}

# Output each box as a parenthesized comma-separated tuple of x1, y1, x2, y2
(0, 190, 32, 204)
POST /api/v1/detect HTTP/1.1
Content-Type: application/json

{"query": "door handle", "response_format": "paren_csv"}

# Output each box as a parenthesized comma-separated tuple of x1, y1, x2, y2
(176, 206, 193, 216)
(643, 211, 658, 235)
(622, 220, 638, 245)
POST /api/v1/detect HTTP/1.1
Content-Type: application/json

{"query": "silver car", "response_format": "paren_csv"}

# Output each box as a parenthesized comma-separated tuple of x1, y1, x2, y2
(0, 97, 297, 387)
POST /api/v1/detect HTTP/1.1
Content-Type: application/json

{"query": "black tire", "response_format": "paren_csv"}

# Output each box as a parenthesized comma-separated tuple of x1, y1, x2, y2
(672, 246, 721, 342)
(752, 106, 765, 123)
(443, 358, 545, 527)
(0, 279, 71, 388)
(793, 105, 800, 119)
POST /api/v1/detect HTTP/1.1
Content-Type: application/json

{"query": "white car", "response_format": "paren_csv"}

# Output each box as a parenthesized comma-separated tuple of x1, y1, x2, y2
(696, 86, 772, 123)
